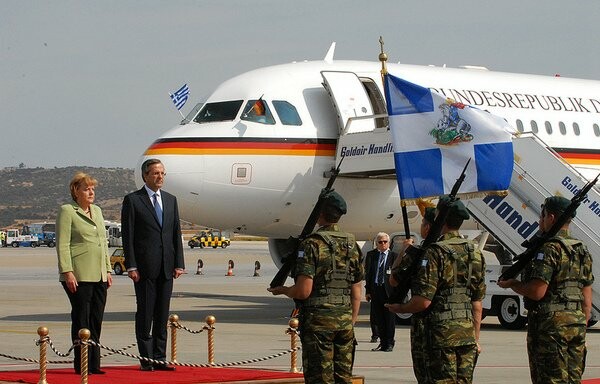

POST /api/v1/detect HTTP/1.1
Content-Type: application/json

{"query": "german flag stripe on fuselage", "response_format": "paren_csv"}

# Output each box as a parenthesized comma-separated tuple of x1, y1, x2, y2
(554, 147, 600, 166)
(144, 137, 338, 156)
(144, 138, 600, 166)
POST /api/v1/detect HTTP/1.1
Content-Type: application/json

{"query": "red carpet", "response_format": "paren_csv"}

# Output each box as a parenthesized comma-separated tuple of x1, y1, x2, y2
(0, 365, 304, 384)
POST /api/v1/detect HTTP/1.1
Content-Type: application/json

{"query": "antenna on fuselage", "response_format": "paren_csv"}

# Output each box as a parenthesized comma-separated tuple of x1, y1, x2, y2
(324, 42, 336, 64)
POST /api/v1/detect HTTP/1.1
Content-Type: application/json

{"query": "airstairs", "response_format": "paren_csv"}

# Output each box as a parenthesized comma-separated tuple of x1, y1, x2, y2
(333, 126, 600, 325)
(465, 132, 600, 324)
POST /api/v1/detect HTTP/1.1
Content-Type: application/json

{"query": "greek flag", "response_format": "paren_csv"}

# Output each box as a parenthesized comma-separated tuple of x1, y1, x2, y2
(384, 73, 514, 200)
(169, 84, 190, 110)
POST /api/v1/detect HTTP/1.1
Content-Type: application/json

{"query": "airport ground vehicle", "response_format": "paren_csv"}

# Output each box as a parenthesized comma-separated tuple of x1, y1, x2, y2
(4, 228, 40, 247)
(188, 230, 231, 249)
(110, 248, 126, 275)
(104, 221, 123, 247)
(22, 223, 55, 247)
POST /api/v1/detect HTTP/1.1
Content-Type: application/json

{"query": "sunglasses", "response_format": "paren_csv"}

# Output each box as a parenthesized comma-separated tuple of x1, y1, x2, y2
(377, 240, 388, 244)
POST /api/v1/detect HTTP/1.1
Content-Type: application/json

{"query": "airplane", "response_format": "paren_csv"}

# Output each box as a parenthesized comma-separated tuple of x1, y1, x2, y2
(137, 43, 600, 266)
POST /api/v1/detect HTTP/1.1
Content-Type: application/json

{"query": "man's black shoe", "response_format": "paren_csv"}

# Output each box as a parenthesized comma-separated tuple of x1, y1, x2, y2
(382, 346, 394, 352)
(90, 369, 106, 374)
(153, 364, 176, 371)
(371, 344, 382, 351)
(140, 365, 154, 372)
(370, 336, 379, 343)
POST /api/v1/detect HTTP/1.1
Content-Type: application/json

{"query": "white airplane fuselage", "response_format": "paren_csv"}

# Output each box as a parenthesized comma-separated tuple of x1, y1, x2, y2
(139, 59, 600, 242)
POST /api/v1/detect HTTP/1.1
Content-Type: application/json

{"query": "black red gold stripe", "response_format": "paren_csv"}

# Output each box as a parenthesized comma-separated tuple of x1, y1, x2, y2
(554, 147, 600, 166)
(144, 139, 600, 166)
(144, 137, 337, 157)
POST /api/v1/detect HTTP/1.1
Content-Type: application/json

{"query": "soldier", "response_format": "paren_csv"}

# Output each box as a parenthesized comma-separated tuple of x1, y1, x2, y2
(386, 197, 486, 383)
(268, 191, 364, 384)
(388, 206, 435, 383)
(498, 196, 594, 383)
(0, 230, 5, 247)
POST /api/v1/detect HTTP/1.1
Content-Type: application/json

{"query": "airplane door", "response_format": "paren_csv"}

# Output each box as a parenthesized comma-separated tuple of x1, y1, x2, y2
(321, 71, 375, 134)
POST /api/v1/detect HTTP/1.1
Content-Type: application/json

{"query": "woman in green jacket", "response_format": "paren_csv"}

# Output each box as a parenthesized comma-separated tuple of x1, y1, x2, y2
(57, 172, 112, 374)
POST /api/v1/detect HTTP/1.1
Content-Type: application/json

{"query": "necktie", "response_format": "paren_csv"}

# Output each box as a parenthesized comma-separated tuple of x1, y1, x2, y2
(153, 193, 163, 227)
(377, 252, 385, 285)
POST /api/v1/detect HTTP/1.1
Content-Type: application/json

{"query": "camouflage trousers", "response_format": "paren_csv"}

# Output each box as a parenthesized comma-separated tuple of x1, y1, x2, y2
(527, 310, 587, 384)
(300, 328, 355, 384)
(410, 317, 429, 383)
(410, 317, 478, 383)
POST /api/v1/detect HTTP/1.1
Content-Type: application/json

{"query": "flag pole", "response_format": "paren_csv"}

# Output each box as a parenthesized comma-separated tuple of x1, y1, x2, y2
(379, 36, 411, 240)
(379, 36, 388, 79)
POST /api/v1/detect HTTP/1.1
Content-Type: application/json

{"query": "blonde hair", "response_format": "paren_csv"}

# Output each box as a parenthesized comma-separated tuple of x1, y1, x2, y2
(69, 172, 98, 201)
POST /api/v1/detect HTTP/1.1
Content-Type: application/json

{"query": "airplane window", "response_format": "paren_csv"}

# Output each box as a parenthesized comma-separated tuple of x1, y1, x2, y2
(594, 124, 600, 137)
(241, 99, 276, 125)
(530, 120, 538, 134)
(272, 100, 302, 126)
(515, 119, 524, 132)
(573, 122, 580, 136)
(545, 121, 553, 134)
(558, 122, 566, 135)
(194, 101, 243, 123)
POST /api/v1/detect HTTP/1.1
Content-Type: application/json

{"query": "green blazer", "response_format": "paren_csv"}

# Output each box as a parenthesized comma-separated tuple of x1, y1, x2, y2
(57, 202, 111, 282)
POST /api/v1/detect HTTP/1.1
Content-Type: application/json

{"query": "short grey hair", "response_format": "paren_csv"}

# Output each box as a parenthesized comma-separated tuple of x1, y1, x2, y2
(376, 232, 390, 241)
(141, 158, 163, 181)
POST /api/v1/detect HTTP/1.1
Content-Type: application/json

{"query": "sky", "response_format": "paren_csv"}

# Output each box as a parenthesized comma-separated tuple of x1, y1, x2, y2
(2, 0, 599, 169)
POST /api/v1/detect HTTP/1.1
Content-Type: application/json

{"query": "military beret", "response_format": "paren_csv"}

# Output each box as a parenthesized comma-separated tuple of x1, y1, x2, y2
(322, 190, 347, 215)
(423, 207, 436, 224)
(543, 196, 575, 218)
(437, 195, 470, 220)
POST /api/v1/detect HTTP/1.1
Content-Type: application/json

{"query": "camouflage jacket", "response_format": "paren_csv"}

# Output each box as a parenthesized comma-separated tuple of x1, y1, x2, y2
(411, 231, 486, 347)
(293, 224, 364, 331)
(523, 229, 594, 314)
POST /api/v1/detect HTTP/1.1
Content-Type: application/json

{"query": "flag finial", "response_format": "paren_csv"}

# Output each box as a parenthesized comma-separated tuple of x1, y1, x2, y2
(379, 36, 388, 76)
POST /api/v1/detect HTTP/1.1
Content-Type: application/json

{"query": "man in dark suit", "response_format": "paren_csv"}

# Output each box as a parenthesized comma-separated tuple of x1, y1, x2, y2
(364, 232, 397, 352)
(121, 158, 185, 371)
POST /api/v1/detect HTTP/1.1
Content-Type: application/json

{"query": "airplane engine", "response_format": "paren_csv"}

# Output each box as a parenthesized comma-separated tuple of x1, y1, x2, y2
(267, 237, 297, 269)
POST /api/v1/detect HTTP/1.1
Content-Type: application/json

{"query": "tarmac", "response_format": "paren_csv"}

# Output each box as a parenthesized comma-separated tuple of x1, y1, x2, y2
(0, 241, 599, 384)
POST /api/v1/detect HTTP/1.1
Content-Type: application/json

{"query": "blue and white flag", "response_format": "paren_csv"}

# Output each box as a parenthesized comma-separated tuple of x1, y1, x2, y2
(384, 73, 514, 200)
(169, 84, 190, 110)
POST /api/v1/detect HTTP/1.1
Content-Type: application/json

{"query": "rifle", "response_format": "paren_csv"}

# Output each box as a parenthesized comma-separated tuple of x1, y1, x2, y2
(387, 159, 470, 304)
(269, 157, 344, 288)
(499, 173, 599, 280)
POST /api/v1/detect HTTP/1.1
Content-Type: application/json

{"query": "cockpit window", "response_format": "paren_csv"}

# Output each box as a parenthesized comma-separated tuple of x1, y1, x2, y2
(194, 100, 243, 123)
(241, 99, 276, 124)
(272, 100, 302, 126)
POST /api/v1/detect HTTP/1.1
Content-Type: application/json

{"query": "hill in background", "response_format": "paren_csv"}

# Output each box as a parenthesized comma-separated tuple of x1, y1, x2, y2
(0, 166, 136, 228)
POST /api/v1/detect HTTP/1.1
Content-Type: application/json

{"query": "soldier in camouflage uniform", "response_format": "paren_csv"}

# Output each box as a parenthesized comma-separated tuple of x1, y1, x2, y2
(498, 196, 594, 384)
(389, 206, 435, 382)
(387, 197, 486, 383)
(268, 191, 364, 384)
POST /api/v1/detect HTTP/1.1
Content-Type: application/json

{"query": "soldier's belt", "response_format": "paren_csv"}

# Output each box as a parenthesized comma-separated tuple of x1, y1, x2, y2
(429, 309, 472, 322)
(529, 301, 582, 314)
(303, 295, 351, 307)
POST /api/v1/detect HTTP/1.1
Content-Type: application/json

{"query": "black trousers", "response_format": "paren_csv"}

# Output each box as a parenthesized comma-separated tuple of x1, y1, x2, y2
(134, 276, 173, 366)
(371, 285, 396, 348)
(62, 281, 107, 372)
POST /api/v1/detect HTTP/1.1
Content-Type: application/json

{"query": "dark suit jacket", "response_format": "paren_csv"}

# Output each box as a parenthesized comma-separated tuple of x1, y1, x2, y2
(365, 249, 398, 297)
(121, 187, 185, 279)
